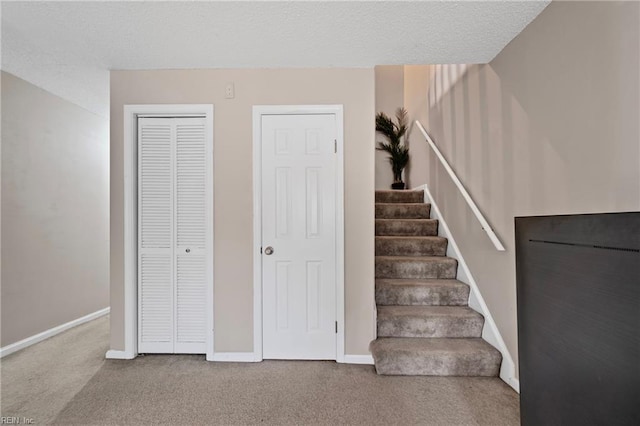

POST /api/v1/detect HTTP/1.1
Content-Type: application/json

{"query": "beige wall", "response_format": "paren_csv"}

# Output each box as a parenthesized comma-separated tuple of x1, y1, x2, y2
(110, 68, 376, 354)
(404, 1, 640, 376)
(374, 65, 404, 189)
(1, 71, 110, 347)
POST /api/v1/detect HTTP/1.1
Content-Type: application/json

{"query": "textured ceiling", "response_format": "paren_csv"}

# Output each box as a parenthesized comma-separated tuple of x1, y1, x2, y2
(1, 1, 549, 116)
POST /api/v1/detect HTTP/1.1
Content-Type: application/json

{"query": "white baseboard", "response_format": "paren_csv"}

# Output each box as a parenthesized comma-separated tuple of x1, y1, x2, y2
(342, 354, 374, 365)
(209, 353, 374, 364)
(211, 352, 258, 362)
(105, 349, 137, 360)
(505, 376, 520, 393)
(1, 307, 110, 358)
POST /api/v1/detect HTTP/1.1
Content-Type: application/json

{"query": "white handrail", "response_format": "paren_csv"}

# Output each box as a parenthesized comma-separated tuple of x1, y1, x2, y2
(415, 120, 506, 251)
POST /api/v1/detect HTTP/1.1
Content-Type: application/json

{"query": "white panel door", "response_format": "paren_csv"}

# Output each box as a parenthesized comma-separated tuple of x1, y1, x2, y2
(138, 117, 210, 354)
(261, 114, 337, 359)
(138, 119, 174, 353)
(174, 118, 208, 353)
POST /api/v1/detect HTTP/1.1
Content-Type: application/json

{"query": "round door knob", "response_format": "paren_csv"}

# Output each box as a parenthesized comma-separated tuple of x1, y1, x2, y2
(264, 246, 274, 255)
(185, 248, 190, 253)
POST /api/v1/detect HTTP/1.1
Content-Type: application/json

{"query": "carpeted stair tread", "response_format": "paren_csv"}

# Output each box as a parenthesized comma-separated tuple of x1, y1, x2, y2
(376, 279, 469, 306)
(375, 190, 424, 204)
(377, 306, 484, 338)
(375, 203, 431, 219)
(375, 236, 447, 256)
(371, 190, 502, 378)
(369, 337, 502, 376)
(375, 219, 439, 236)
(375, 256, 458, 279)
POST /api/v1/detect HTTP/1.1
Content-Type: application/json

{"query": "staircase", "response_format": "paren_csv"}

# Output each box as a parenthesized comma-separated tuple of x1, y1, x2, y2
(369, 190, 502, 376)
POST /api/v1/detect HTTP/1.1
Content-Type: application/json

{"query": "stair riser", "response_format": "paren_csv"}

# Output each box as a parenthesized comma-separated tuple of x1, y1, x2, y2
(375, 204, 431, 219)
(377, 316, 483, 338)
(375, 191, 424, 203)
(375, 220, 438, 236)
(375, 285, 469, 306)
(375, 259, 457, 279)
(373, 352, 501, 376)
(375, 238, 447, 256)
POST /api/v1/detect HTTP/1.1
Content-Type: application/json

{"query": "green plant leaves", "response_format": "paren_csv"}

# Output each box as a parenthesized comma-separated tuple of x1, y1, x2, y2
(376, 107, 410, 182)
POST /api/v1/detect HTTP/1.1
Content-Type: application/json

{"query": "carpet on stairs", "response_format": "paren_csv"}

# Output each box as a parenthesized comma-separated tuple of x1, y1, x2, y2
(370, 190, 502, 376)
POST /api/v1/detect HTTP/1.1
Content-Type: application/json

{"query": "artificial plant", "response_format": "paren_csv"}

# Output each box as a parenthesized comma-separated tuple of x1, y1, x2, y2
(376, 107, 410, 187)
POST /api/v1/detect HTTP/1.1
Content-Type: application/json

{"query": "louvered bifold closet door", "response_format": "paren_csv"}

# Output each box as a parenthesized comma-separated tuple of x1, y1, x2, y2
(138, 118, 174, 353)
(174, 118, 207, 353)
(138, 116, 209, 354)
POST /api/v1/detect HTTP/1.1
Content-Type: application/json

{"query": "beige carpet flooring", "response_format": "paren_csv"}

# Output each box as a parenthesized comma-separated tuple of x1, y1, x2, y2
(2, 316, 520, 425)
(1, 315, 110, 424)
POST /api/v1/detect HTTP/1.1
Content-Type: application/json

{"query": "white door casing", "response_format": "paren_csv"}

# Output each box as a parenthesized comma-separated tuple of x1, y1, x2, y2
(111, 104, 213, 362)
(259, 111, 341, 360)
(137, 116, 211, 354)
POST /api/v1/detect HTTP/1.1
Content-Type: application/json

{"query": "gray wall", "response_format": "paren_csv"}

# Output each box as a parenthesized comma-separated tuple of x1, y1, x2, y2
(1, 71, 109, 347)
(404, 1, 640, 376)
(109, 68, 376, 354)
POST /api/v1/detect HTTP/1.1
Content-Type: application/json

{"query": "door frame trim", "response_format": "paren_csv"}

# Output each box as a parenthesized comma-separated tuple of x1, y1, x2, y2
(252, 105, 345, 363)
(121, 104, 215, 360)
